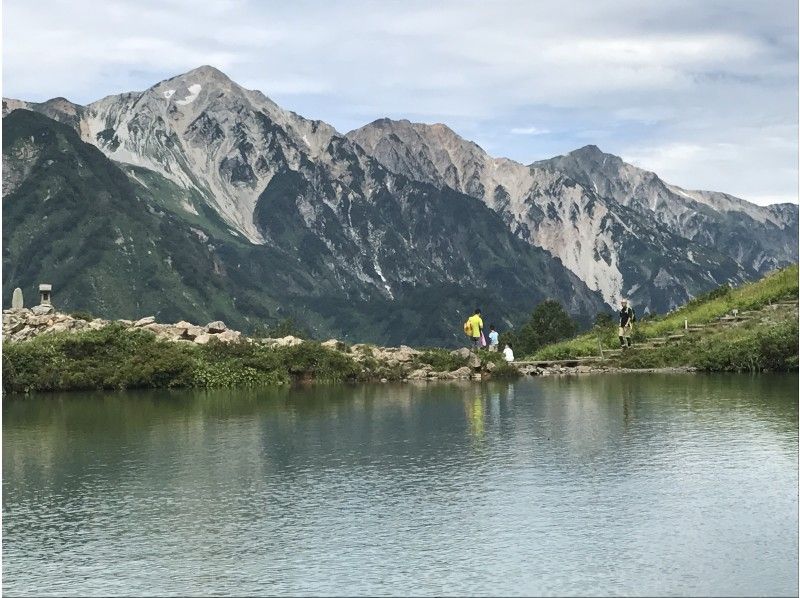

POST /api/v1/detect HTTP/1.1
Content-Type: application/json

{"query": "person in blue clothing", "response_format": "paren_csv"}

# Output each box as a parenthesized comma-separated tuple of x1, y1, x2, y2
(487, 324, 500, 352)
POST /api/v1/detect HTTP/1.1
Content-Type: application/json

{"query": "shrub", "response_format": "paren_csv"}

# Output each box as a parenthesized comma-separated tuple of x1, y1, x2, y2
(69, 311, 94, 321)
(414, 348, 468, 372)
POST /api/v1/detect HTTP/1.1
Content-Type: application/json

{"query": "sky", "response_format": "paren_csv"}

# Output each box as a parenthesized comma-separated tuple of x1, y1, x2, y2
(3, 0, 798, 205)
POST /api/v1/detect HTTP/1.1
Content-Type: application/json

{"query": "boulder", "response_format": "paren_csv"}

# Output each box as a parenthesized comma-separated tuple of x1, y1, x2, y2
(174, 320, 194, 329)
(44, 322, 71, 335)
(450, 347, 472, 360)
(205, 321, 227, 333)
(216, 330, 241, 343)
(467, 353, 481, 369)
(395, 345, 420, 362)
(193, 333, 212, 345)
(321, 339, 347, 351)
(9, 320, 26, 334)
(30, 304, 54, 316)
(272, 335, 303, 347)
(484, 360, 497, 372)
(406, 367, 432, 380)
(181, 326, 204, 340)
(134, 316, 156, 327)
(447, 366, 473, 379)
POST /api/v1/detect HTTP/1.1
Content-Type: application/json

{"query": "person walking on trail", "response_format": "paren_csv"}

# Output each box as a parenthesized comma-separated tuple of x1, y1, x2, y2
(465, 308, 483, 350)
(488, 324, 500, 352)
(618, 298, 636, 348)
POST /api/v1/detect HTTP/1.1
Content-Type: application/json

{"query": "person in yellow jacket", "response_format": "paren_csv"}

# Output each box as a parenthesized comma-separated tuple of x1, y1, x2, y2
(466, 308, 483, 350)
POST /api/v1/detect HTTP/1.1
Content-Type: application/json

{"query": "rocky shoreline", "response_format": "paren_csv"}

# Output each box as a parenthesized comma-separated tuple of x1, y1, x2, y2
(2, 308, 703, 387)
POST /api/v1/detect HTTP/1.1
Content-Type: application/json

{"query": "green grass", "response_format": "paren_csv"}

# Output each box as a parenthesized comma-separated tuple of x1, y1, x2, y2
(531, 264, 798, 363)
(2, 328, 516, 393)
(612, 316, 798, 373)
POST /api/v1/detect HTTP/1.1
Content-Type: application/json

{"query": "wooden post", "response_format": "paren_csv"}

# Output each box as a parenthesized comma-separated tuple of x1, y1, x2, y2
(597, 337, 604, 359)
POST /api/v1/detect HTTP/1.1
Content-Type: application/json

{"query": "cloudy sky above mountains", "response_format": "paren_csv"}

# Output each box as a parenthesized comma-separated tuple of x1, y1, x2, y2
(3, 0, 797, 205)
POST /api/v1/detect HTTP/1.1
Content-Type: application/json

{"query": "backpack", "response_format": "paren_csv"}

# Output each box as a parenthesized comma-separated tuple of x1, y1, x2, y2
(463, 318, 472, 335)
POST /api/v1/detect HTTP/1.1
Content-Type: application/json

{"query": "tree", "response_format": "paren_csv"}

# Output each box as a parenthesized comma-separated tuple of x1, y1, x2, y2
(593, 312, 614, 330)
(515, 300, 577, 356)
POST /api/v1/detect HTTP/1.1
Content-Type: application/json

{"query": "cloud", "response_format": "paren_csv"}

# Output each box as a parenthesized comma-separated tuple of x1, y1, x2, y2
(510, 126, 550, 135)
(2, 0, 797, 205)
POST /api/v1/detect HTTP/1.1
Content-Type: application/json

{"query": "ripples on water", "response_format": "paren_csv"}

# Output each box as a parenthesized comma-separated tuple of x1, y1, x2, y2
(3, 374, 798, 596)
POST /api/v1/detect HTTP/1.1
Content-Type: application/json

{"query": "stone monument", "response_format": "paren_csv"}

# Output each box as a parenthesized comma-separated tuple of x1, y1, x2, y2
(11, 287, 23, 310)
(31, 283, 54, 315)
(39, 284, 52, 306)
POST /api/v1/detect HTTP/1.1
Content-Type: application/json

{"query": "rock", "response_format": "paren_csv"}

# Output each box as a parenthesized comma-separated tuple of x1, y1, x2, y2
(484, 361, 497, 372)
(205, 320, 227, 333)
(395, 345, 420, 361)
(174, 320, 194, 329)
(134, 316, 156, 327)
(28, 315, 52, 327)
(467, 353, 481, 369)
(272, 335, 303, 347)
(30, 304, 54, 316)
(321, 339, 347, 351)
(216, 330, 241, 343)
(576, 365, 592, 373)
(450, 347, 472, 359)
(11, 288, 23, 310)
(193, 333, 212, 345)
(44, 322, 71, 334)
(15, 326, 36, 341)
(406, 365, 433, 380)
(8, 320, 26, 334)
(118, 319, 133, 327)
(88, 320, 108, 330)
(182, 326, 204, 340)
(448, 366, 473, 379)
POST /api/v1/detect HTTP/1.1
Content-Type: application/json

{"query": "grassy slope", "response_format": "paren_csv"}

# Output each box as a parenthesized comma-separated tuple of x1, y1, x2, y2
(530, 264, 798, 369)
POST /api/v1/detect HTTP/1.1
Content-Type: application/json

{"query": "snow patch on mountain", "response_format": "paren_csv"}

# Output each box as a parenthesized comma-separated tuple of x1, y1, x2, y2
(175, 84, 202, 106)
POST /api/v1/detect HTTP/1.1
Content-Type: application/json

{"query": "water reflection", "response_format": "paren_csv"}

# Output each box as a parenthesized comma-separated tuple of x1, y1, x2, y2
(3, 374, 797, 597)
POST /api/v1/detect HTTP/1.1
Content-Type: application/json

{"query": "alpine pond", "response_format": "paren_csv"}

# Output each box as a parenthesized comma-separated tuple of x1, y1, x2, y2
(3, 374, 797, 596)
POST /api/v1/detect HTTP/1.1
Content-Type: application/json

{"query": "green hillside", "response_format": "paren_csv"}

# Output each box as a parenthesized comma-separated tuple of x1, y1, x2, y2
(529, 265, 798, 372)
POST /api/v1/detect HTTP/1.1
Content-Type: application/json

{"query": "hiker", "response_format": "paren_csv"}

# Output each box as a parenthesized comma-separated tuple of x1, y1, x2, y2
(464, 308, 483, 350)
(618, 298, 636, 348)
(488, 324, 500, 352)
(503, 343, 514, 362)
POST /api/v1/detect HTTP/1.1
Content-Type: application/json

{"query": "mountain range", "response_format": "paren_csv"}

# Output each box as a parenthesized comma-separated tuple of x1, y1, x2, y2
(3, 65, 797, 345)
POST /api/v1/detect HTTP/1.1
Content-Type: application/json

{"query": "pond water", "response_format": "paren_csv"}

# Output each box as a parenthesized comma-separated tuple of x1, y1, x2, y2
(3, 374, 798, 596)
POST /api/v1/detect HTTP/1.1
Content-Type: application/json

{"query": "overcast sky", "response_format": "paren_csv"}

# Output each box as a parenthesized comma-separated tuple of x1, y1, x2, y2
(3, 0, 797, 205)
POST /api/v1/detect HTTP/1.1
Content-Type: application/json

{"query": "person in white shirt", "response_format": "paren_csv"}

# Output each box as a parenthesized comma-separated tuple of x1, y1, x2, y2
(488, 324, 500, 352)
(503, 343, 514, 363)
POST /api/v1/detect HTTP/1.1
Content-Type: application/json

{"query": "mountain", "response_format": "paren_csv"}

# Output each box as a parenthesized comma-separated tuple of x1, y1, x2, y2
(4, 65, 796, 336)
(346, 119, 780, 310)
(2, 76, 606, 345)
(533, 145, 798, 274)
